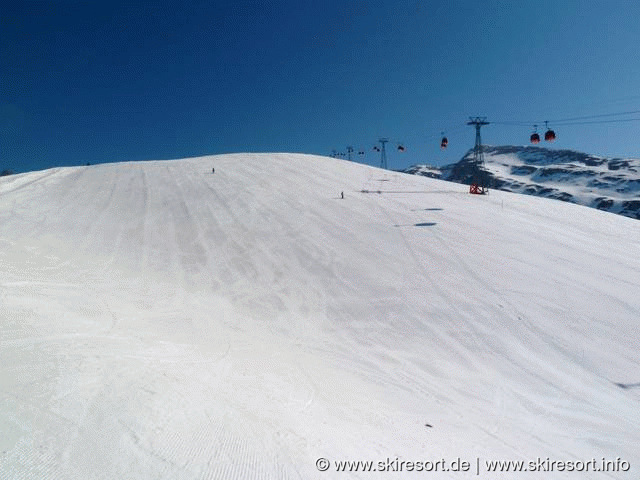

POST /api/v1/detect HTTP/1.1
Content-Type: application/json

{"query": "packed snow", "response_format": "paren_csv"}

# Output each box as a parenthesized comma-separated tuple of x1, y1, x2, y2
(1, 153, 639, 479)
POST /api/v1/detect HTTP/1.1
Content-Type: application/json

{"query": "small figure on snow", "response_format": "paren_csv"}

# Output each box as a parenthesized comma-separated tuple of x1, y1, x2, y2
(341, 191, 344, 199)
(212, 167, 215, 174)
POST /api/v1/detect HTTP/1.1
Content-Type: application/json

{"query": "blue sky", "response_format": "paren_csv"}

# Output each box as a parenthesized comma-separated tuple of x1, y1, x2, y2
(3, 0, 640, 173)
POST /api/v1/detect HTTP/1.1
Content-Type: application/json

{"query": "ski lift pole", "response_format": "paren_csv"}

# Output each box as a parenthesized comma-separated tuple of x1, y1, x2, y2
(378, 138, 389, 169)
(467, 117, 489, 192)
(346, 146, 354, 161)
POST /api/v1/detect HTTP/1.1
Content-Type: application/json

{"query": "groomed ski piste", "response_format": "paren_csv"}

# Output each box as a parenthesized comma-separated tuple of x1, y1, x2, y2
(1, 153, 639, 479)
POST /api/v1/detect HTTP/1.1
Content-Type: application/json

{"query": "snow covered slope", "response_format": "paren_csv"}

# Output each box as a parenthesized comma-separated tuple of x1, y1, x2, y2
(1, 154, 639, 479)
(407, 145, 640, 220)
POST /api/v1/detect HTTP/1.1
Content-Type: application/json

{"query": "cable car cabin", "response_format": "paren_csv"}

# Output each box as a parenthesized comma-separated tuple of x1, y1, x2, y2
(544, 129, 556, 142)
(530, 132, 540, 144)
(397, 145, 405, 152)
(440, 137, 448, 149)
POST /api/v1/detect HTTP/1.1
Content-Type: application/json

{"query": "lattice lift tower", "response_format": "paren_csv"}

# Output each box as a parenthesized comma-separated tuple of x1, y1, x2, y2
(375, 138, 389, 169)
(467, 117, 489, 194)
(346, 146, 354, 161)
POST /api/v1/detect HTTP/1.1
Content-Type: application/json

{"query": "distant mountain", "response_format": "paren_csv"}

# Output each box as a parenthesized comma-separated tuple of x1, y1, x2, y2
(403, 145, 640, 220)
(402, 164, 443, 179)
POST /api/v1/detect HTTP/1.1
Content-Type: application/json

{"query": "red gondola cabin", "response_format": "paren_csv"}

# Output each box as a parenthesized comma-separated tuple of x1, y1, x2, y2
(544, 129, 556, 142)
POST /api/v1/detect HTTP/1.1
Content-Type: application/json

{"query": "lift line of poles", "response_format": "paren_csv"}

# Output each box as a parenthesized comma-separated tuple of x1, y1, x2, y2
(330, 109, 640, 194)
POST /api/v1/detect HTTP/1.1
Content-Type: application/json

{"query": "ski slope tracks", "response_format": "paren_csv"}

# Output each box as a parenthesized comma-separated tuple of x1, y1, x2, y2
(1, 153, 639, 479)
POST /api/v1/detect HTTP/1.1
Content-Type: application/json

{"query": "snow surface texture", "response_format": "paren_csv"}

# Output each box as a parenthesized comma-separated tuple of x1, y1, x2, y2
(1, 153, 639, 479)
(407, 145, 640, 220)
